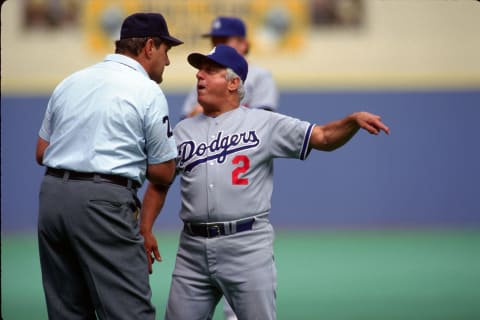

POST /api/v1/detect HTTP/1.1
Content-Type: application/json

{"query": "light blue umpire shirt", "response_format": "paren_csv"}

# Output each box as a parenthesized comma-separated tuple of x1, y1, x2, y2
(39, 53, 177, 185)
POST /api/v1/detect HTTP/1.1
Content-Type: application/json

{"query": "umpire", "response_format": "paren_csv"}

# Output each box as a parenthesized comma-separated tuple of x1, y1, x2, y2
(35, 12, 182, 320)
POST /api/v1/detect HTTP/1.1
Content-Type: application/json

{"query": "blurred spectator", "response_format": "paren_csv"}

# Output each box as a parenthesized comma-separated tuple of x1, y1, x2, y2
(24, 0, 79, 29)
(310, 0, 363, 27)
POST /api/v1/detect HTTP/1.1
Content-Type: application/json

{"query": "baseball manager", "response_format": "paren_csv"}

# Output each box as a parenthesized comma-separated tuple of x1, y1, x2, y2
(142, 44, 390, 320)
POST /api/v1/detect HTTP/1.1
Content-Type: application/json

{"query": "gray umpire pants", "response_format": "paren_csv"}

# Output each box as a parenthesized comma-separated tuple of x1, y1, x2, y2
(38, 174, 155, 320)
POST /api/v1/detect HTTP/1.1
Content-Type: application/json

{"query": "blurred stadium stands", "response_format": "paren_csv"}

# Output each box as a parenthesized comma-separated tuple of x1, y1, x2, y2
(2, 0, 480, 93)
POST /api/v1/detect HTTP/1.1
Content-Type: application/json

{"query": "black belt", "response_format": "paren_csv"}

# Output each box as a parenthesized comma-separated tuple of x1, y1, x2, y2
(45, 167, 140, 189)
(184, 218, 255, 238)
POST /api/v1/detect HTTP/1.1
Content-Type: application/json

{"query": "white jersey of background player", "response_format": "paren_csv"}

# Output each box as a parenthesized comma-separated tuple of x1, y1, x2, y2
(141, 45, 390, 320)
(181, 16, 278, 118)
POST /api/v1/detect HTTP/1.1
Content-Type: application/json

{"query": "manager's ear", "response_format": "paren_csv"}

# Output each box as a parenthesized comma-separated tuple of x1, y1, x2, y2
(227, 76, 241, 92)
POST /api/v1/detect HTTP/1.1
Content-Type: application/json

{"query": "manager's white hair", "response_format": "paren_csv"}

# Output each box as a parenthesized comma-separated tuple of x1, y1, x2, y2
(226, 68, 245, 100)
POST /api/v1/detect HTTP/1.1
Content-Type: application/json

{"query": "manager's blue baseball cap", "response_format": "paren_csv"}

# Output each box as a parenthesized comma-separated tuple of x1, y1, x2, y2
(188, 44, 248, 82)
(120, 12, 183, 46)
(202, 16, 246, 38)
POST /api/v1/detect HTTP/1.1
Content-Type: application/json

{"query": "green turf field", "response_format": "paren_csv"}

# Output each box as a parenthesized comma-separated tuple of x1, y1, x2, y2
(2, 229, 480, 319)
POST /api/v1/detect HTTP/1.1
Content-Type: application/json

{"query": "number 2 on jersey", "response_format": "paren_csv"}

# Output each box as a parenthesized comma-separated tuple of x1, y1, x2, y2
(232, 155, 250, 185)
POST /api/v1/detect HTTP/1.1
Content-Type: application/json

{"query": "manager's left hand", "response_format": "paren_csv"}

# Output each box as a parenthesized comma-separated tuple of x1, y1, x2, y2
(354, 111, 390, 135)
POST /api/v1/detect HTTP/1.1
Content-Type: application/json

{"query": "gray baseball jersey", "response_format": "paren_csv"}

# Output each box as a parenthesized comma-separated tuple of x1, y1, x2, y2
(181, 64, 279, 117)
(165, 106, 314, 320)
(175, 106, 313, 223)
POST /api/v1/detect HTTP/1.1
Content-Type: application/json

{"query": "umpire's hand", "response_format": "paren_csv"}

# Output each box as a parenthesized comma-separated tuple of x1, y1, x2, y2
(142, 230, 162, 274)
(141, 182, 172, 274)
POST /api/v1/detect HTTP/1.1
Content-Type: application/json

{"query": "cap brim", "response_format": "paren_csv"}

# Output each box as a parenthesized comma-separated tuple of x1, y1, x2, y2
(201, 32, 243, 38)
(187, 53, 208, 69)
(161, 35, 183, 46)
(187, 53, 225, 70)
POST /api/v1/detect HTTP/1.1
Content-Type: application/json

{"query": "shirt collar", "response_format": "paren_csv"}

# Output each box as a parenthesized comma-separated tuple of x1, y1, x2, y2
(104, 53, 149, 78)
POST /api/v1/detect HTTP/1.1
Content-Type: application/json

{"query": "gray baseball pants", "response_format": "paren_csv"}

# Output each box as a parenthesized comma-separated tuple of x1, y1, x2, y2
(165, 215, 277, 320)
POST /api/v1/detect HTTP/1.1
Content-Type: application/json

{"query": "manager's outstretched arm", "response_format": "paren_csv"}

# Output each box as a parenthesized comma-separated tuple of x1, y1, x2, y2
(309, 111, 390, 152)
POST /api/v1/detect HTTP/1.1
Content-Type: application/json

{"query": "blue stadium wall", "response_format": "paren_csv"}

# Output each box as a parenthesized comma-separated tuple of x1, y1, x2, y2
(2, 89, 480, 232)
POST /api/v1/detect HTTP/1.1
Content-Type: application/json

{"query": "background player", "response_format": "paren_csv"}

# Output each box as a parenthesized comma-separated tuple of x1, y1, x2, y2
(142, 45, 390, 320)
(181, 16, 279, 118)
(35, 13, 182, 319)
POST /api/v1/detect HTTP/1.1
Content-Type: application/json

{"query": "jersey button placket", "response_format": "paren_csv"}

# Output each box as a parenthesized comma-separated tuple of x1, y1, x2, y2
(206, 123, 218, 218)
(208, 160, 215, 190)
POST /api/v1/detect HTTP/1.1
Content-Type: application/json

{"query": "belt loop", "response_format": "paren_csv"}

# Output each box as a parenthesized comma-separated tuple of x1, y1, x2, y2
(223, 222, 230, 236)
(127, 179, 133, 189)
(62, 170, 70, 183)
(186, 223, 193, 234)
(93, 174, 101, 183)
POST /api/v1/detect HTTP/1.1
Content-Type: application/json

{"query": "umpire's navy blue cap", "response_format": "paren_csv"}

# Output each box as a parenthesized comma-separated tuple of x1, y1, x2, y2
(188, 45, 248, 82)
(120, 12, 183, 46)
(202, 16, 246, 38)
